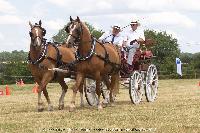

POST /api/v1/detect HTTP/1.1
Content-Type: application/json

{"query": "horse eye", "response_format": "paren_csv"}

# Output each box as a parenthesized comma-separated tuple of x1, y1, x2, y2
(65, 26, 69, 33)
(76, 29, 80, 34)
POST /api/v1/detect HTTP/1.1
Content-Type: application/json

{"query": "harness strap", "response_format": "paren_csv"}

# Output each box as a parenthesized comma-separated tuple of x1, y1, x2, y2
(93, 39, 121, 73)
(50, 43, 63, 67)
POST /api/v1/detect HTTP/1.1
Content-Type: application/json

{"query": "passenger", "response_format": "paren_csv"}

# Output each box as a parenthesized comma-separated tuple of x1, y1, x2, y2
(99, 25, 124, 47)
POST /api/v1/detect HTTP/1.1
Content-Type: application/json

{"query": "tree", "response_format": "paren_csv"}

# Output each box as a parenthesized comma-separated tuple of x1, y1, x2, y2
(192, 52, 200, 70)
(52, 22, 103, 43)
(0, 51, 32, 84)
(85, 22, 104, 39)
(145, 30, 181, 73)
(52, 26, 68, 43)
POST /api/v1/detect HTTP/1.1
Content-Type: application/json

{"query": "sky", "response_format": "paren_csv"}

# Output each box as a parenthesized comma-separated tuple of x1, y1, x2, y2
(0, 0, 199, 53)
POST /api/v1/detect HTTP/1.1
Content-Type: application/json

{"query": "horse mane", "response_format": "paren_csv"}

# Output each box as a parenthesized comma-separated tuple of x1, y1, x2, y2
(80, 22, 90, 34)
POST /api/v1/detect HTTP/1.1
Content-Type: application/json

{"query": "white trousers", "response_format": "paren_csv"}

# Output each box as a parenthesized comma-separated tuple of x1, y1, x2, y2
(127, 42, 139, 65)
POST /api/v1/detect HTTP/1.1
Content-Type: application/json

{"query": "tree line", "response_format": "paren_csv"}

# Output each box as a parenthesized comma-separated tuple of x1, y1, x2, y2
(0, 23, 199, 84)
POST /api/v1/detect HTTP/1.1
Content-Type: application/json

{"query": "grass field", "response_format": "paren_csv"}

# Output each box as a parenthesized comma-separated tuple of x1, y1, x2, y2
(0, 79, 200, 133)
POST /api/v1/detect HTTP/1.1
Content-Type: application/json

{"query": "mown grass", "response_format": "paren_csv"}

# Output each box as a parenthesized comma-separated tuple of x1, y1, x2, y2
(0, 79, 200, 133)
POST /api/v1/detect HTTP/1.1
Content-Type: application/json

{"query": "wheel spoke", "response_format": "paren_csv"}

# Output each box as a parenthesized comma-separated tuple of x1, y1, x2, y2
(129, 71, 143, 104)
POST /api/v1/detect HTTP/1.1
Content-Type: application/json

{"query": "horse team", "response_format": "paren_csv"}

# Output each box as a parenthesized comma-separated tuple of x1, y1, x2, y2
(28, 17, 122, 112)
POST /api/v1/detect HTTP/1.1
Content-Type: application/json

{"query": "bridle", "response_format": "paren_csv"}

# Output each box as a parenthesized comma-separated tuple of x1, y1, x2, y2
(28, 24, 48, 65)
(66, 21, 97, 61)
(65, 21, 83, 46)
(29, 25, 46, 45)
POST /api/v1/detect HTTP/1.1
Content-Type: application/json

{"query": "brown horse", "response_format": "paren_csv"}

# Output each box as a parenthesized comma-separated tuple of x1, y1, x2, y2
(65, 16, 121, 111)
(28, 20, 84, 112)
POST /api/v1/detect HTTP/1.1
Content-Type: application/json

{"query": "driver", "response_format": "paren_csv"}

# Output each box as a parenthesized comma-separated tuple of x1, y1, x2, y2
(123, 20, 145, 70)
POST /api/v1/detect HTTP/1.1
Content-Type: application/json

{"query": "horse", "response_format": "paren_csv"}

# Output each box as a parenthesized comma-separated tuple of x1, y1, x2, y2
(28, 20, 84, 112)
(65, 16, 121, 111)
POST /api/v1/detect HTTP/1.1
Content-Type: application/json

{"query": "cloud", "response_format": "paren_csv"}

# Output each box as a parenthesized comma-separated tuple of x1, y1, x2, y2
(0, 15, 23, 24)
(0, 0, 17, 14)
(127, 0, 200, 12)
(165, 30, 181, 40)
(46, 0, 66, 7)
(45, 19, 65, 30)
(173, 0, 200, 11)
(46, 0, 113, 15)
(147, 12, 196, 28)
(46, 0, 200, 16)
(30, 2, 48, 19)
(0, 32, 4, 40)
(96, 1, 112, 10)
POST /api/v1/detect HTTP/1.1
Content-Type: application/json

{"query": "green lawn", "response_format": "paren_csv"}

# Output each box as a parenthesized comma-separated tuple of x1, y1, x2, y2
(0, 79, 200, 133)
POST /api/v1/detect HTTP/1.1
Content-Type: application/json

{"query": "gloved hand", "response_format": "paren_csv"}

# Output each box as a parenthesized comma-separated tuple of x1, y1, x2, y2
(130, 39, 137, 45)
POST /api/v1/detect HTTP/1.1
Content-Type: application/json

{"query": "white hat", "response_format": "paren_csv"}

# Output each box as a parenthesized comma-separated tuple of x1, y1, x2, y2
(111, 24, 121, 30)
(130, 21, 140, 26)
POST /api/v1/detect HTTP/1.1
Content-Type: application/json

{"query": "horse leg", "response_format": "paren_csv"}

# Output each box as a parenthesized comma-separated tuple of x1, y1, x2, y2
(113, 72, 120, 95)
(43, 86, 53, 111)
(109, 73, 120, 106)
(95, 72, 103, 110)
(39, 73, 54, 112)
(79, 79, 85, 107)
(102, 75, 111, 104)
(69, 73, 84, 112)
(34, 79, 44, 112)
(58, 78, 68, 110)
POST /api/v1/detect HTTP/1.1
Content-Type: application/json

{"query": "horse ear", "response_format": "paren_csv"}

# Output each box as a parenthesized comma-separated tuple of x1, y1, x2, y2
(77, 16, 80, 22)
(39, 20, 42, 26)
(70, 16, 73, 22)
(29, 21, 33, 28)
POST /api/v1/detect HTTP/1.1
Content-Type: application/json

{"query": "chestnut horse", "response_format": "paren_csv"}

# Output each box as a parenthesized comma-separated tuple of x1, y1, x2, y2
(28, 20, 84, 112)
(66, 17, 121, 111)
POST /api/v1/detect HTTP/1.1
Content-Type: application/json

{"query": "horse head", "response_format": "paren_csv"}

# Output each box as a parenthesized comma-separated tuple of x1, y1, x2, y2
(65, 16, 83, 46)
(29, 20, 46, 49)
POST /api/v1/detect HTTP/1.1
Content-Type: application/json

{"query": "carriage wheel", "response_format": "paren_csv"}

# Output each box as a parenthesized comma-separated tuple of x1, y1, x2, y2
(84, 78, 109, 106)
(129, 71, 144, 104)
(145, 64, 158, 102)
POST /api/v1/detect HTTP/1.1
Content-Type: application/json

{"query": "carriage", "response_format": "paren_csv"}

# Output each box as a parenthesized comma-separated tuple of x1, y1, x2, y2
(84, 41, 158, 106)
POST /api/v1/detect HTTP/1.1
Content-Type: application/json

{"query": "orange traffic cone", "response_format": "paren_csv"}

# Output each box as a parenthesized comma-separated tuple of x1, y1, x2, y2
(32, 83, 38, 93)
(5, 85, 11, 95)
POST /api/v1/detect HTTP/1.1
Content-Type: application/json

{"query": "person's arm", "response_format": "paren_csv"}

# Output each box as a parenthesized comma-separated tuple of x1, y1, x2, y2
(136, 29, 145, 43)
(122, 33, 128, 47)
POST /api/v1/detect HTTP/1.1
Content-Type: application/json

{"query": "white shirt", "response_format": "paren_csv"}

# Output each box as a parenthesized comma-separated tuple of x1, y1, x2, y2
(125, 28, 145, 48)
(99, 32, 124, 46)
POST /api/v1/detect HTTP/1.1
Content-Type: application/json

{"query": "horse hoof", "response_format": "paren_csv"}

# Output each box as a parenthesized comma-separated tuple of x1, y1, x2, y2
(102, 103, 108, 108)
(58, 104, 64, 110)
(69, 107, 75, 112)
(48, 105, 53, 111)
(80, 104, 84, 108)
(110, 103, 115, 107)
(38, 108, 44, 112)
(98, 105, 103, 110)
